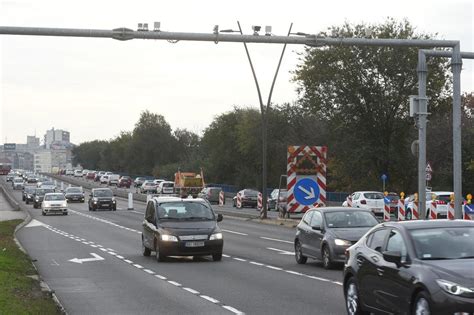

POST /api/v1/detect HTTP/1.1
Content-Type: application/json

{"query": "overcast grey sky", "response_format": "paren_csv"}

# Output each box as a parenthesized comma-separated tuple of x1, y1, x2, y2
(1, 0, 473, 145)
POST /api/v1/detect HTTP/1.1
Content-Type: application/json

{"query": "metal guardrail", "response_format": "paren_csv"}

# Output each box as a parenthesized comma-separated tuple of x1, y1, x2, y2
(0, 178, 21, 211)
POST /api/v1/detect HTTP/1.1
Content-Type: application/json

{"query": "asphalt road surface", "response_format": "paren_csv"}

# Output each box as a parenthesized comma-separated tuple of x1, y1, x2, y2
(3, 177, 346, 315)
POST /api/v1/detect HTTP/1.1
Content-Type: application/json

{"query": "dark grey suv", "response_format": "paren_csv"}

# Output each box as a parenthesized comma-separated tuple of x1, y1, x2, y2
(294, 207, 379, 269)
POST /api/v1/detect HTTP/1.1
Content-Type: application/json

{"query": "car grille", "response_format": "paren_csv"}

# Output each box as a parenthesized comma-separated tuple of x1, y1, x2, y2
(179, 235, 209, 241)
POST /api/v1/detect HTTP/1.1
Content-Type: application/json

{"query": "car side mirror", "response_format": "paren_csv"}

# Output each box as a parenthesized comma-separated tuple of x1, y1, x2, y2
(383, 251, 402, 266)
(217, 214, 223, 222)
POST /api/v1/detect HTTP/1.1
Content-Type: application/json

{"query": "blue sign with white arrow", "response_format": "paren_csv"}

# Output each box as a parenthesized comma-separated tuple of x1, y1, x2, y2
(294, 178, 320, 206)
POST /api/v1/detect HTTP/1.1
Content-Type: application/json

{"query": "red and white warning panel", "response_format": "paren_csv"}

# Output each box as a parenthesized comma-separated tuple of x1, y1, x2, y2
(287, 145, 327, 214)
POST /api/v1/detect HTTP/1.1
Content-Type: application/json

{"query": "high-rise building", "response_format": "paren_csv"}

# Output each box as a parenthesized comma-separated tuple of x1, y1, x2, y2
(34, 149, 67, 173)
(45, 128, 70, 149)
(27, 136, 40, 149)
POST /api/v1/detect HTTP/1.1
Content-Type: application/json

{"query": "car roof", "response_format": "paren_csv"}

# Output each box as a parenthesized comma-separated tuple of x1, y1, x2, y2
(308, 207, 373, 213)
(380, 219, 474, 230)
(92, 188, 112, 191)
(44, 192, 63, 196)
(152, 196, 207, 204)
(353, 191, 383, 194)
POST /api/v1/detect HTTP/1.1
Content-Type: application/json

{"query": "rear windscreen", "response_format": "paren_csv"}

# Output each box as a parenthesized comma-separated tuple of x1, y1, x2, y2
(363, 193, 384, 199)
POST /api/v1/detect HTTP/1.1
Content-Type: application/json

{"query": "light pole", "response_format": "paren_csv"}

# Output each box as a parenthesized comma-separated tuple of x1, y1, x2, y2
(221, 22, 293, 219)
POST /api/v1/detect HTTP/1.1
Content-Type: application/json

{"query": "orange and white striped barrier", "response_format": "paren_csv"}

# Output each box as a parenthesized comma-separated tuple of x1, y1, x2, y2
(429, 201, 437, 220)
(398, 199, 405, 221)
(236, 192, 242, 208)
(412, 201, 419, 220)
(257, 192, 263, 210)
(464, 194, 473, 220)
(218, 191, 225, 207)
(346, 196, 353, 207)
(447, 201, 455, 220)
(383, 195, 390, 222)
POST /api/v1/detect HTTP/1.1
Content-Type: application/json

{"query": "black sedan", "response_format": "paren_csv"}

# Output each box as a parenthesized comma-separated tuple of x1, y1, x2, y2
(88, 188, 116, 211)
(343, 220, 474, 315)
(294, 207, 379, 269)
(64, 186, 85, 203)
(23, 186, 36, 204)
(32, 188, 55, 208)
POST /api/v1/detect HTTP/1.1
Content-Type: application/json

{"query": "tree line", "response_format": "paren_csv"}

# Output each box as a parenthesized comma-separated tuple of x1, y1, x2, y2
(73, 18, 474, 194)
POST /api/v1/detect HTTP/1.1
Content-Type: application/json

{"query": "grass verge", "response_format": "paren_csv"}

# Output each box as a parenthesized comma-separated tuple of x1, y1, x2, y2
(0, 219, 61, 314)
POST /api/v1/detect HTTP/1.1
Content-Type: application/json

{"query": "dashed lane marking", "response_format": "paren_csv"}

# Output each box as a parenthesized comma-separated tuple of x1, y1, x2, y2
(259, 236, 293, 244)
(221, 229, 248, 236)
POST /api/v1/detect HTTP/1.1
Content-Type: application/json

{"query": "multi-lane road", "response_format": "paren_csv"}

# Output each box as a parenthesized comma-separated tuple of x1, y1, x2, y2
(2, 176, 346, 314)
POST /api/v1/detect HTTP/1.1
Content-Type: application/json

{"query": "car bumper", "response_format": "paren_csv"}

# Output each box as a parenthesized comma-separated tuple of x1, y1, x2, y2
(66, 196, 85, 202)
(43, 207, 68, 214)
(159, 239, 223, 257)
(430, 289, 474, 314)
(92, 202, 116, 209)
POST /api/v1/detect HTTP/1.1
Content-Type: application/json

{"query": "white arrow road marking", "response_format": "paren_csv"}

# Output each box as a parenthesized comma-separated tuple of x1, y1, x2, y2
(267, 247, 294, 255)
(25, 219, 47, 228)
(298, 185, 315, 199)
(69, 253, 105, 264)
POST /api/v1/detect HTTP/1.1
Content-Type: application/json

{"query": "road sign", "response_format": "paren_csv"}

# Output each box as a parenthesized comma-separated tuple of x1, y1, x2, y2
(69, 253, 104, 264)
(426, 173, 432, 181)
(426, 162, 433, 173)
(294, 178, 320, 206)
(287, 146, 327, 214)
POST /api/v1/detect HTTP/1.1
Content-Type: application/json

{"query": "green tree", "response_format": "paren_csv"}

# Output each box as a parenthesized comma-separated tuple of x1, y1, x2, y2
(293, 18, 451, 192)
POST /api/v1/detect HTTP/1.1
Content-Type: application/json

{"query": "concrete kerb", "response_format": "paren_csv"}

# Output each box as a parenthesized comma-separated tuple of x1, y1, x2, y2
(0, 180, 20, 211)
(0, 179, 67, 314)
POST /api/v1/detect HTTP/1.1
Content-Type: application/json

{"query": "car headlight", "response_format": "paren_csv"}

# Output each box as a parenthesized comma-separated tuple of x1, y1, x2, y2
(209, 232, 223, 240)
(62, 202, 67, 207)
(334, 239, 352, 246)
(112, 198, 116, 203)
(160, 234, 178, 242)
(35, 197, 39, 201)
(436, 279, 474, 297)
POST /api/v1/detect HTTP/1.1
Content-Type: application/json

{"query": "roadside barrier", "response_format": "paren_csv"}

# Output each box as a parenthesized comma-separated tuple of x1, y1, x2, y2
(383, 194, 390, 222)
(218, 191, 225, 207)
(448, 201, 455, 220)
(412, 201, 419, 220)
(464, 194, 473, 220)
(429, 199, 437, 220)
(346, 196, 353, 207)
(236, 193, 242, 209)
(398, 199, 405, 221)
(257, 192, 263, 210)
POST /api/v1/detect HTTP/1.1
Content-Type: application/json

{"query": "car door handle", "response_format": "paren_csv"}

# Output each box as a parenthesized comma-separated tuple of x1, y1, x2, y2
(370, 255, 379, 263)
(377, 267, 384, 276)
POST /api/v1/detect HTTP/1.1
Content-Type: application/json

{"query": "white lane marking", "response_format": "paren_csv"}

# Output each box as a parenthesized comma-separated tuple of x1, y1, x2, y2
(222, 229, 248, 236)
(25, 219, 47, 228)
(116, 255, 124, 259)
(233, 257, 246, 262)
(266, 247, 294, 255)
(168, 281, 181, 287)
(222, 254, 231, 258)
(107, 248, 115, 252)
(285, 270, 302, 276)
(155, 274, 167, 280)
(250, 261, 264, 266)
(124, 259, 133, 264)
(183, 287, 200, 294)
(99, 248, 107, 252)
(260, 236, 293, 244)
(144, 269, 155, 274)
(68, 209, 141, 234)
(265, 265, 283, 271)
(133, 264, 144, 269)
(90, 245, 98, 248)
(131, 210, 144, 215)
(200, 295, 219, 303)
(51, 259, 60, 266)
(69, 253, 105, 264)
(223, 305, 244, 314)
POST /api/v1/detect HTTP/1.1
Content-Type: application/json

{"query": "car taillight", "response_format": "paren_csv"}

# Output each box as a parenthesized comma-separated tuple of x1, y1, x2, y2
(360, 200, 367, 205)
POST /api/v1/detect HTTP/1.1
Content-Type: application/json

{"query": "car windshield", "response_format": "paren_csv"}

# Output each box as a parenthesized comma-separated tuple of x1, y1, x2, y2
(163, 183, 174, 188)
(36, 189, 55, 196)
(67, 188, 83, 193)
(42, 181, 54, 186)
(94, 190, 113, 197)
(45, 194, 65, 201)
(363, 192, 384, 199)
(157, 202, 214, 221)
(25, 187, 36, 193)
(409, 227, 474, 260)
(324, 211, 379, 228)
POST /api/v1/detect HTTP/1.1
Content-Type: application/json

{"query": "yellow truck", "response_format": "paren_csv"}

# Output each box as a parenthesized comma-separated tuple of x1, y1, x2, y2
(174, 169, 205, 198)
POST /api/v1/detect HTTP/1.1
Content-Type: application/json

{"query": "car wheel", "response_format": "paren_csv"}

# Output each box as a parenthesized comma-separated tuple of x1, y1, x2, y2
(63, 212, 68, 215)
(42, 211, 46, 216)
(294, 240, 307, 264)
(345, 277, 368, 315)
(88, 205, 91, 211)
(413, 291, 432, 315)
(233, 200, 236, 207)
(322, 245, 334, 269)
(155, 244, 165, 262)
(113, 206, 116, 211)
(142, 241, 151, 257)
(212, 252, 222, 261)
(25, 200, 29, 205)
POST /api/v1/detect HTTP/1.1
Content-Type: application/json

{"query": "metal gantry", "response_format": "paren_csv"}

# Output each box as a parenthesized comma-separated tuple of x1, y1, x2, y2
(0, 25, 466, 218)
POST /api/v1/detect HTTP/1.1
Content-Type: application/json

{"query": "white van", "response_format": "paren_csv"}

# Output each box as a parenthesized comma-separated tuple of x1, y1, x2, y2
(74, 170, 83, 177)
(157, 181, 175, 195)
(108, 174, 120, 186)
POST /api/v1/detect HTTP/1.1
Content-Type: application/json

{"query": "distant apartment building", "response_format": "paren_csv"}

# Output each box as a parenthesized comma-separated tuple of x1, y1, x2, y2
(27, 136, 40, 149)
(45, 128, 70, 149)
(34, 150, 67, 173)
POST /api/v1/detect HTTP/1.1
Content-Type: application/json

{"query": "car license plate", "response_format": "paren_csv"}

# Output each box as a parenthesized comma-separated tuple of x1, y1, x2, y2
(185, 241, 205, 247)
